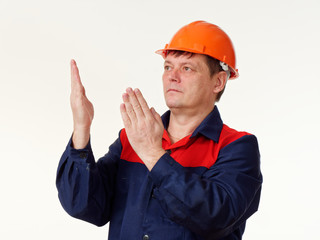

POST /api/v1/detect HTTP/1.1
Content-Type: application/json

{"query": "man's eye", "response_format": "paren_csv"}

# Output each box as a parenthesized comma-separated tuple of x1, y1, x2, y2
(164, 66, 171, 71)
(184, 67, 191, 71)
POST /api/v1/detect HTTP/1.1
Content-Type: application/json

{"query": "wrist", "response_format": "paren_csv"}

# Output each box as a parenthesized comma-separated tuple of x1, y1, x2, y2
(72, 127, 90, 149)
(143, 149, 166, 171)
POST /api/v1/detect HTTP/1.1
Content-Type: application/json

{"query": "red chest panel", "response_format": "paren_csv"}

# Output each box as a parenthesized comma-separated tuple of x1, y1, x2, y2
(120, 125, 249, 169)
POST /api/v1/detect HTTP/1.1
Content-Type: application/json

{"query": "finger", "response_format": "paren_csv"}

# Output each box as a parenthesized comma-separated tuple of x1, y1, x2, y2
(70, 59, 79, 89)
(134, 88, 152, 118)
(122, 92, 137, 123)
(126, 87, 145, 119)
(71, 59, 85, 95)
(120, 103, 131, 127)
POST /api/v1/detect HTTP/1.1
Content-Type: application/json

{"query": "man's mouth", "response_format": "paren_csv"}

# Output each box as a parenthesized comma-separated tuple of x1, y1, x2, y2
(167, 88, 182, 93)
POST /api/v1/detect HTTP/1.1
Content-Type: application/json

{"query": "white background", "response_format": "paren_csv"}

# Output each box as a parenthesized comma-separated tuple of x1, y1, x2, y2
(1, 0, 319, 239)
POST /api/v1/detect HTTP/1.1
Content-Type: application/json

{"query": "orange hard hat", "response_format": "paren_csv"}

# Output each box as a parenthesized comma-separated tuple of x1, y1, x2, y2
(156, 21, 239, 79)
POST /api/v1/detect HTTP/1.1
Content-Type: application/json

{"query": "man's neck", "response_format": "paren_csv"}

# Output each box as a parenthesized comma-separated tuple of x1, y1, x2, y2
(167, 106, 215, 143)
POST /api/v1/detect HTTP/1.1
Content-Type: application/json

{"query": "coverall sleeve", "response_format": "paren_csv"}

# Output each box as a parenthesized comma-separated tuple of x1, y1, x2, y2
(56, 134, 122, 226)
(148, 134, 262, 239)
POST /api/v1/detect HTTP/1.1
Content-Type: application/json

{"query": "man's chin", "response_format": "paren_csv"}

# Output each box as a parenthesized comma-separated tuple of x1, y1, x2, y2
(165, 100, 179, 108)
(166, 103, 183, 111)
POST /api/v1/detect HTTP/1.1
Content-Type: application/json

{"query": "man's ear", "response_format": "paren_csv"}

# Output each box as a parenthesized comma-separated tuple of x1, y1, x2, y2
(213, 71, 228, 94)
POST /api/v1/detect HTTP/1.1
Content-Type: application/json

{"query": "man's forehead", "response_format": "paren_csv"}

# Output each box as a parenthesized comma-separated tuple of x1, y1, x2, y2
(164, 53, 206, 65)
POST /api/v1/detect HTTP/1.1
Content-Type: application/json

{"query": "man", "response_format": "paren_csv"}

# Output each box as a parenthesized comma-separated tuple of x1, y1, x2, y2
(56, 21, 262, 240)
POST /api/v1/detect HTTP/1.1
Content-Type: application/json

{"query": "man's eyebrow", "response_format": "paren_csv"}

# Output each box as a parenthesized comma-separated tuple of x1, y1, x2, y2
(181, 61, 197, 66)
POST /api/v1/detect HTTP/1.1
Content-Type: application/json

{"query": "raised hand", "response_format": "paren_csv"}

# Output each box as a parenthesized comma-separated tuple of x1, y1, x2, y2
(70, 59, 94, 149)
(120, 88, 166, 171)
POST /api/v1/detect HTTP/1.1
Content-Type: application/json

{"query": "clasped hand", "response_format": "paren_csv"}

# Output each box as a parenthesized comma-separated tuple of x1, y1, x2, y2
(120, 88, 166, 171)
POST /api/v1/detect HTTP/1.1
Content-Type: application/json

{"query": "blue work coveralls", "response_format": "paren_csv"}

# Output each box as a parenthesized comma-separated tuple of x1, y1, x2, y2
(56, 106, 262, 240)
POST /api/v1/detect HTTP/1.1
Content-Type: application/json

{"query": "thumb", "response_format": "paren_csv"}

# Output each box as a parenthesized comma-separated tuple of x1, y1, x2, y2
(151, 107, 163, 125)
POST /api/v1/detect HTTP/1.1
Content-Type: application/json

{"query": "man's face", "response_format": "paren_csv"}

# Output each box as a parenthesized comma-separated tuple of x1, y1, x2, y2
(162, 53, 217, 113)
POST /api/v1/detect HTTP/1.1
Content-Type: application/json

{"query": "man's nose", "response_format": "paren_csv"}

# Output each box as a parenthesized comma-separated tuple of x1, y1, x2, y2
(169, 69, 181, 83)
